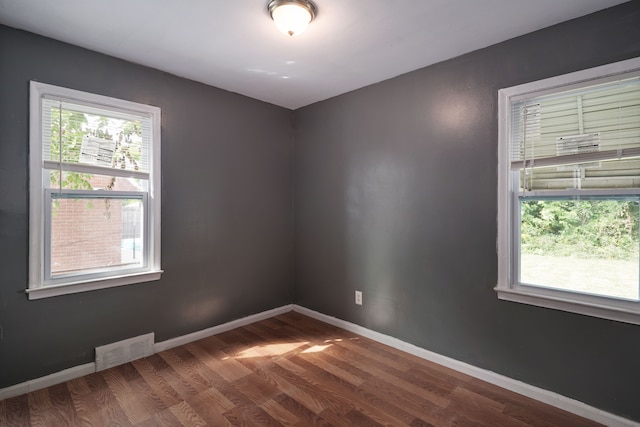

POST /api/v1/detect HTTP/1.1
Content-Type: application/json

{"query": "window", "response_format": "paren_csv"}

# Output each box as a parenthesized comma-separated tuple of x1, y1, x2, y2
(29, 82, 162, 299)
(496, 57, 640, 324)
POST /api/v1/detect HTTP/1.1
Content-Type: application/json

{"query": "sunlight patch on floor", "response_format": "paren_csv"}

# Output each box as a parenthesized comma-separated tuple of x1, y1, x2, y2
(232, 342, 309, 359)
(301, 344, 332, 353)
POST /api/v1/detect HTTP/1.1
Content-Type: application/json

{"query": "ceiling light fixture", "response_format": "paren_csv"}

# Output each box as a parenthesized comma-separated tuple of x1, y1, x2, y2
(268, 0, 317, 37)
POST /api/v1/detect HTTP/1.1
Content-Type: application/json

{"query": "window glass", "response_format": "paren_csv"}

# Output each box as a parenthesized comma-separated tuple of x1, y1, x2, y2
(50, 196, 145, 277)
(43, 99, 150, 175)
(519, 198, 639, 300)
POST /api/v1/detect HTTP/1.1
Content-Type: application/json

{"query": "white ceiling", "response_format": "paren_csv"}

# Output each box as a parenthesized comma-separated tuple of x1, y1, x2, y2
(0, 0, 629, 109)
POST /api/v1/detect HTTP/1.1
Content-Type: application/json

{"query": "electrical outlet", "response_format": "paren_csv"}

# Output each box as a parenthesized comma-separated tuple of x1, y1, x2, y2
(355, 290, 363, 305)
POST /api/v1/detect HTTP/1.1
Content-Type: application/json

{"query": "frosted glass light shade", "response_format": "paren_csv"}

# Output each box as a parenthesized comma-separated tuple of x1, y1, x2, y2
(268, 0, 317, 37)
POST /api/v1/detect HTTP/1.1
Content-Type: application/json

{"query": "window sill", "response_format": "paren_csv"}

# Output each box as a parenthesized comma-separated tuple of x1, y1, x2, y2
(26, 270, 163, 300)
(495, 286, 640, 326)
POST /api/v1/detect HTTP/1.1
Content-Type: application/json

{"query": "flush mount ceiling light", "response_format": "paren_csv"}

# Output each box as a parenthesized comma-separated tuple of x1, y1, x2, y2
(268, 0, 317, 37)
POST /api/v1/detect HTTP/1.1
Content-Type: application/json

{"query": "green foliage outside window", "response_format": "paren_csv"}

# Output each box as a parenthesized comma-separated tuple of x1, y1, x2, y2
(521, 199, 640, 260)
(49, 109, 92, 190)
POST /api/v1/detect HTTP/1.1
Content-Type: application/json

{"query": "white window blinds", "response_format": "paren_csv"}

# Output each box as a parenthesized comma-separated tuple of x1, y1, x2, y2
(509, 76, 640, 191)
(42, 97, 152, 181)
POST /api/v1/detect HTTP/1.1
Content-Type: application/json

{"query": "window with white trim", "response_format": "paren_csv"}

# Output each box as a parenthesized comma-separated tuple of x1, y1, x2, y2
(29, 82, 162, 299)
(496, 58, 640, 325)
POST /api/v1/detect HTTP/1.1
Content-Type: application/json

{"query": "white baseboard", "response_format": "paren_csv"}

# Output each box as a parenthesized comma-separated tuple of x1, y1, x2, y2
(292, 305, 638, 427)
(0, 363, 96, 401)
(0, 304, 293, 401)
(153, 304, 294, 353)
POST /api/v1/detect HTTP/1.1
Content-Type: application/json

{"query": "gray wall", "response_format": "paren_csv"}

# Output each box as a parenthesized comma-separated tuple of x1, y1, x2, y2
(0, 25, 293, 388)
(294, 2, 640, 422)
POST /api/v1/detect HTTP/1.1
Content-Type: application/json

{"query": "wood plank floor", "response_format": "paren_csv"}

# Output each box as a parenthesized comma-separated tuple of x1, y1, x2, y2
(0, 311, 602, 426)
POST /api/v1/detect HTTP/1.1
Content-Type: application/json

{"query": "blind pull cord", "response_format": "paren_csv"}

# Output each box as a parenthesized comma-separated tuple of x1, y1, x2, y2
(58, 102, 62, 194)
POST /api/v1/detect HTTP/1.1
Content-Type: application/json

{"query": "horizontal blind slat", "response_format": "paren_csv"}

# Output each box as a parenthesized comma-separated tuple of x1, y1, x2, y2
(510, 147, 640, 170)
(43, 160, 150, 180)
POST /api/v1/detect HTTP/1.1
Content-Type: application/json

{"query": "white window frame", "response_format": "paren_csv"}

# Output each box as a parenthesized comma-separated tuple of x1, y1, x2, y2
(496, 57, 640, 325)
(28, 81, 162, 299)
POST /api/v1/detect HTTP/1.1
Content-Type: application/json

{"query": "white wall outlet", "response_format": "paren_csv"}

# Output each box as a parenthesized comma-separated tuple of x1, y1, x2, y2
(355, 290, 363, 305)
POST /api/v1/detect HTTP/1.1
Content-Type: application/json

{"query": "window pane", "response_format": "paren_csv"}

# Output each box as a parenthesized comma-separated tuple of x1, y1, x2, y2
(43, 99, 150, 174)
(50, 197, 144, 276)
(520, 199, 639, 300)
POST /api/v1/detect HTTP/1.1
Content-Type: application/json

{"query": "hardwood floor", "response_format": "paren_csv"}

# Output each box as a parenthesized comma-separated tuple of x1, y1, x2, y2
(0, 311, 602, 426)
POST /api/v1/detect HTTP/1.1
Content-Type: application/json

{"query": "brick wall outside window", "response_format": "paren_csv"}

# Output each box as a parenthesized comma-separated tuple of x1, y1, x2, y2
(50, 176, 141, 275)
